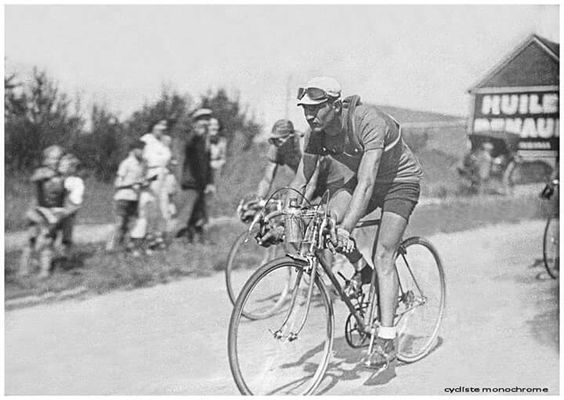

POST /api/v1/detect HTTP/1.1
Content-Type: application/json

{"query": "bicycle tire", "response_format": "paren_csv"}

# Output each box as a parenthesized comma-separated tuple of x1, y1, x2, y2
(395, 236, 446, 363)
(543, 216, 559, 279)
(228, 257, 334, 395)
(225, 231, 289, 320)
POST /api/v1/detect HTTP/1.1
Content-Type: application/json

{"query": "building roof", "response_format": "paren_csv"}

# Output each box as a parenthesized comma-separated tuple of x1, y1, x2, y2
(469, 34, 559, 92)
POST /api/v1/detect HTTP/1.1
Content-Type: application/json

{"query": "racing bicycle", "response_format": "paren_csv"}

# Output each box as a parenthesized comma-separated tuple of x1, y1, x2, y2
(227, 189, 446, 395)
(542, 179, 559, 279)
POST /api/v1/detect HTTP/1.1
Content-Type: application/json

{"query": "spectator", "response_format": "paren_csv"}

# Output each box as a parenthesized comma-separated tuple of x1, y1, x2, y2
(161, 134, 179, 234)
(208, 117, 227, 182)
(475, 141, 494, 194)
(138, 119, 173, 250)
(106, 140, 146, 254)
(176, 108, 215, 243)
(19, 145, 66, 277)
(56, 153, 85, 260)
(19, 148, 85, 278)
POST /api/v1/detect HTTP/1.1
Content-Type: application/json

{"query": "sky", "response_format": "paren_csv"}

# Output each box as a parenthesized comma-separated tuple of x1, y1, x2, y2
(5, 4, 559, 133)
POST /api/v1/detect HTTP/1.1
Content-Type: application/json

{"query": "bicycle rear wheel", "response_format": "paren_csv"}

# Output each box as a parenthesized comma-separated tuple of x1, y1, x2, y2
(225, 231, 288, 319)
(543, 216, 559, 279)
(394, 237, 446, 363)
(228, 257, 334, 395)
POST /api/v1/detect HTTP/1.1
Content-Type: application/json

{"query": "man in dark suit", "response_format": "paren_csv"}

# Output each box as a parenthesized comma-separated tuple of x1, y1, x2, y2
(176, 108, 216, 243)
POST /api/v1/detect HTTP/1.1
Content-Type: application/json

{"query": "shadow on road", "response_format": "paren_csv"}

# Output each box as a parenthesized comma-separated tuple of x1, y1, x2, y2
(314, 335, 445, 394)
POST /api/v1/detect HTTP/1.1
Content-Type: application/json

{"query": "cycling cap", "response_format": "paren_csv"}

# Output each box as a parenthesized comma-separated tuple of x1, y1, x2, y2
(42, 145, 65, 161)
(270, 119, 295, 138)
(297, 77, 341, 106)
(192, 108, 213, 121)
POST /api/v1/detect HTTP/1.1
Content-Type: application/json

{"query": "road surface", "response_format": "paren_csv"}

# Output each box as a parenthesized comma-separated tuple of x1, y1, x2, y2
(5, 219, 559, 395)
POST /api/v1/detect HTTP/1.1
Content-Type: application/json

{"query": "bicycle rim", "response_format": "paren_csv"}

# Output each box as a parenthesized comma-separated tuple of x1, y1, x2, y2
(395, 237, 446, 363)
(543, 217, 559, 279)
(225, 231, 287, 318)
(228, 258, 334, 395)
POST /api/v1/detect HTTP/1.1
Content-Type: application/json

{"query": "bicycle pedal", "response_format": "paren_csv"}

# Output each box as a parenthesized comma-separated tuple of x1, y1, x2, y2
(360, 354, 390, 371)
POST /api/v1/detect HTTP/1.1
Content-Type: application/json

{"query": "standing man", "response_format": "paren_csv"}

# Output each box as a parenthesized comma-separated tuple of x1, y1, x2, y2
(288, 77, 423, 371)
(176, 108, 215, 243)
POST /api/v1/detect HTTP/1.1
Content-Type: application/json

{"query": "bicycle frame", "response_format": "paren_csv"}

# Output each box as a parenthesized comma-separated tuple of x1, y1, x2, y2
(269, 212, 425, 354)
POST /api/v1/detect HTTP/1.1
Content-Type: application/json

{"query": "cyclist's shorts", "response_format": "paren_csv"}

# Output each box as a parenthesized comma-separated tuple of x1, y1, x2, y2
(336, 179, 421, 221)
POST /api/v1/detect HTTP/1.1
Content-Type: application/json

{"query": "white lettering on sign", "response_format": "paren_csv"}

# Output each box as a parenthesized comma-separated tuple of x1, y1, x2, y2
(519, 94, 529, 114)
(504, 118, 522, 134)
(542, 93, 559, 113)
(521, 118, 537, 138)
(519, 141, 552, 150)
(538, 118, 556, 138)
(473, 117, 560, 139)
(501, 94, 519, 115)
(480, 93, 559, 116)
(481, 95, 500, 115)
(529, 94, 543, 114)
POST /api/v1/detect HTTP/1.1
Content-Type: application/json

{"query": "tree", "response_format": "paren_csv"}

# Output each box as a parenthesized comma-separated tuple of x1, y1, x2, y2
(123, 89, 193, 143)
(71, 105, 123, 181)
(200, 89, 261, 151)
(4, 68, 84, 171)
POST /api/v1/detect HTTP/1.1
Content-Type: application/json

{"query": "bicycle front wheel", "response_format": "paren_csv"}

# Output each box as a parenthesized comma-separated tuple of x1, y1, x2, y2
(395, 237, 446, 363)
(225, 231, 287, 317)
(228, 257, 334, 395)
(543, 216, 559, 279)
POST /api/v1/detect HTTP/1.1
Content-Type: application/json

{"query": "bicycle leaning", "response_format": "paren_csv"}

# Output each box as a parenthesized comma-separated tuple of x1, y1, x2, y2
(541, 178, 559, 279)
(225, 196, 291, 319)
(227, 189, 446, 395)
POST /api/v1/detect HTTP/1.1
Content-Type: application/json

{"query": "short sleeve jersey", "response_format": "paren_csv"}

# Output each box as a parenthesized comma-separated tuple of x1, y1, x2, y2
(304, 102, 423, 184)
(114, 155, 145, 201)
(266, 135, 302, 173)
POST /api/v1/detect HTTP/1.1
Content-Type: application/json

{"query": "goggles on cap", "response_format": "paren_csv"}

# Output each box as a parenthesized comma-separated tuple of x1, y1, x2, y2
(268, 135, 292, 146)
(297, 87, 336, 102)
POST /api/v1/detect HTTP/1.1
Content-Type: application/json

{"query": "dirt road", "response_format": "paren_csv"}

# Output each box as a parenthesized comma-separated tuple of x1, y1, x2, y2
(5, 219, 559, 395)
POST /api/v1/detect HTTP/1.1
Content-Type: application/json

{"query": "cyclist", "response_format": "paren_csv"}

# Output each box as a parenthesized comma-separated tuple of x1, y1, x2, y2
(241, 119, 352, 222)
(286, 76, 423, 370)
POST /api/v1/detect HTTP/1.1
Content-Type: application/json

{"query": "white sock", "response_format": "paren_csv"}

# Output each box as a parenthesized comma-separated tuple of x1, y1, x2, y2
(378, 326, 396, 339)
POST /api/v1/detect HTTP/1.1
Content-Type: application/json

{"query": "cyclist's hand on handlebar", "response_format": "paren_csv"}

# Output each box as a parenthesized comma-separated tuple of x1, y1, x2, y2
(326, 214, 355, 254)
(256, 224, 284, 247)
(335, 226, 356, 254)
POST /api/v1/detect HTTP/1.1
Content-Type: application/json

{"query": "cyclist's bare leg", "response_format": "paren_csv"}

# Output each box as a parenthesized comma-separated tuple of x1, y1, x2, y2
(372, 211, 408, 328)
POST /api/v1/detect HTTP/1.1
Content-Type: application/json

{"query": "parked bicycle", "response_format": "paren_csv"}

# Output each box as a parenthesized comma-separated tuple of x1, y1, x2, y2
(541, 179, 559, 279)
(227, 189, 446, 395)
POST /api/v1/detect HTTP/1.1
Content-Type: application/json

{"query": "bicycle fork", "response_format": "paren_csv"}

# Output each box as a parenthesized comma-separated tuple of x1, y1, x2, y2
(271, 256, 317, 342)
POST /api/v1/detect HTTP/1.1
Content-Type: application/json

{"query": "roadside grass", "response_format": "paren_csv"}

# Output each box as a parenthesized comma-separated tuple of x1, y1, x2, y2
(4, 221, 249, 300)
(5, 191, 552, 303)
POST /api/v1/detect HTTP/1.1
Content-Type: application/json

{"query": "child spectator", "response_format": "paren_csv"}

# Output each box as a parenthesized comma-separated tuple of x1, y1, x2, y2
(106, 140, 146, 254)
(19, 145, 66, 277)
(56, 153, 85, 259)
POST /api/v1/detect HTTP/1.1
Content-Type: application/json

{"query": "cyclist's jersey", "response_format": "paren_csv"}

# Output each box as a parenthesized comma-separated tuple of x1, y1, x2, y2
(266, 135, 302, 173)
(304, 96, 423, 185)
(311, 155, 356, 198)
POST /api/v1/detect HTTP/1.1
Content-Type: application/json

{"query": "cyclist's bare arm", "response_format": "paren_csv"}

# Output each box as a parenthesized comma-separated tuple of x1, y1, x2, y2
(289, 154, 320, 204)
(256, 161, 278, 198)
(339, 149, 383, 232)
(304, 164, 321, 202)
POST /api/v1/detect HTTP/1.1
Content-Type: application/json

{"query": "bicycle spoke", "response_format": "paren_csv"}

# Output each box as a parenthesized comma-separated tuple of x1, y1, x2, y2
(394, 238, 445, 363)
(229, 259, 333, 395)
